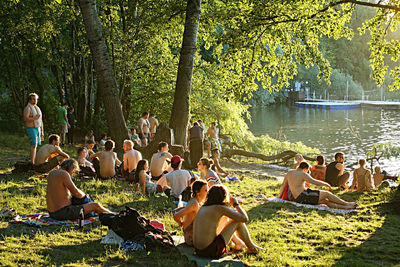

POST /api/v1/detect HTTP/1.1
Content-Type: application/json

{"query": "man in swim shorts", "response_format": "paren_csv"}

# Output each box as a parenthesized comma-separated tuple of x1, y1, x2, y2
(193, 185, 264, 257)
(46, 159, 112, 220)
(279, 162, 357, 209)
(24, 93, 44, 164)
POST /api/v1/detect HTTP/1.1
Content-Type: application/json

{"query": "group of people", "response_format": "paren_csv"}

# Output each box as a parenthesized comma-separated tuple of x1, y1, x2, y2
(279, 151, 398, 210)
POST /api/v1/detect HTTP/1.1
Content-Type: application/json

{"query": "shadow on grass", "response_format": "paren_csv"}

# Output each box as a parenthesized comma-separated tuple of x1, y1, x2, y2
(333, 188, 400, 266)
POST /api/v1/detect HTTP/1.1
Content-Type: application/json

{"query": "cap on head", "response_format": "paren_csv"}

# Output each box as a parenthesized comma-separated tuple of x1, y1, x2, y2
(171, 155, 184, 164)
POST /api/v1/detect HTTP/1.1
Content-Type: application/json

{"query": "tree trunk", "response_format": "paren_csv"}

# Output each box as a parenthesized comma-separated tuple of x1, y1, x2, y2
(221, 149, 317, 162)
(169, 0, 201, 147)
(78, 0, 129, 151)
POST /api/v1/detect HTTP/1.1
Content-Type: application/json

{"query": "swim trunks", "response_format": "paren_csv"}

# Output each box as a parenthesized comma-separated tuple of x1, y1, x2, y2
(195, 234, 227, 258)
(48, 204, 83, 220)
(26, 127, 41, 146)
(294, 188, 320, 205)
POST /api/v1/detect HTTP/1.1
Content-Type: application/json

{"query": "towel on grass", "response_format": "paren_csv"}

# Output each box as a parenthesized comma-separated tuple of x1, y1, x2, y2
(172, 236, 244, 267)
(10, 214, 98, 227)
(267, 197, 355, 214)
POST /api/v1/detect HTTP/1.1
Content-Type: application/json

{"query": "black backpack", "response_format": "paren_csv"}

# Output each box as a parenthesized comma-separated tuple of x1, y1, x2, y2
(100, 206, 175, 250)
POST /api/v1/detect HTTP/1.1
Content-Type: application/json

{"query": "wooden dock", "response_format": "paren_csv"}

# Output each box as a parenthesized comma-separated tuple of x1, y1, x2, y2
(295, 100, 400, 110)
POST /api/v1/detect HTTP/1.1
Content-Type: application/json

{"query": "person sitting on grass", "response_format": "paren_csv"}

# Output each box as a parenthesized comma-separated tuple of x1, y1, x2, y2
(85, 140, 95, 158)
(293, 153, 306, 169)
(164, 155, 191, 199)
(325, 152, 351, 189)
(90, 140, 121, 179)
(34, 134, 69, 173)
(193, 185, 264, 257)
(46, 159, 112, 220)
(134, 159, 157, 195)
(198, 158, 221, 186)
(122, 139, 142, 182)
(350, 158, 373, 191)
(77, 147, 96, 177)
(129, 128, 141, 146)
(210, 149, 229, 178)
(279, 162, 357, 209)
(149, 142, 172, 181)
(174, 180, 209, 246)
(311, 154, 326, 181)
(373, 166, 384, 187)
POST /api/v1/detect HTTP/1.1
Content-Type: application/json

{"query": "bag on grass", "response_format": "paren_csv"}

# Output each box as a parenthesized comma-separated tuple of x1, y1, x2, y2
(12, 161, 33, 173)
(99, 206, 175, 250)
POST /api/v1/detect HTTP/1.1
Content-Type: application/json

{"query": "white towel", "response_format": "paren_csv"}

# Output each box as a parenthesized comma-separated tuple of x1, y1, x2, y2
(27, 103, 42, 128)
(267, 197, 355, 214)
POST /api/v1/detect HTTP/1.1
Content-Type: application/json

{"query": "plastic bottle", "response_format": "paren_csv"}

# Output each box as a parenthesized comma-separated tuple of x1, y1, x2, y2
(177, 195, 184, 208)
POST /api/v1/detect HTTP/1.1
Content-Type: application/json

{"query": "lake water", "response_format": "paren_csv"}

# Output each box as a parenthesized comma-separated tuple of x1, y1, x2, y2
(248, 104, 400, 174)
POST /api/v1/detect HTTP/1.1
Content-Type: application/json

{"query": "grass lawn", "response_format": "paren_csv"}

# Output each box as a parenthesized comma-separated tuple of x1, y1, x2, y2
(1, 133, 400, 266)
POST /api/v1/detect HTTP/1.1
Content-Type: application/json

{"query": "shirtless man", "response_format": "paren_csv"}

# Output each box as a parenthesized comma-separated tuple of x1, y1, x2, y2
(149, 142, 172, 181)
(46, 159, 112, 220)
(193, 185, 264, 257)
(325, 152, 351, 188)
(24, 93, 44, 163)
(90, 140, 121, 179)
(279, 162, 357, 209)
(138, 112, 150, 147)
(122, 140, 142, 182)
(148, 113, 159, 140)
(206, 122, 222, 156)
(174, 180, 208, 246)
(34, 134, 69, 173)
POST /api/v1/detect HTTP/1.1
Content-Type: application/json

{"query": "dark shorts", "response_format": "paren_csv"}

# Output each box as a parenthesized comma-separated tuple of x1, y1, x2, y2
(49, 204, 83, 220)
(195, 234, 227, 258)
(151, 171, 168, 181)
(294, 188, 320, 205)
(326, 172, 350, 187)
(34, 157, 60, 173)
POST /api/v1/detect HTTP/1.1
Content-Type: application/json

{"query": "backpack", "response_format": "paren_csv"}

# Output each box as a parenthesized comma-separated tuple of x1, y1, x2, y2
(99, 206, 175, 250)
(12, 161, 33, 173)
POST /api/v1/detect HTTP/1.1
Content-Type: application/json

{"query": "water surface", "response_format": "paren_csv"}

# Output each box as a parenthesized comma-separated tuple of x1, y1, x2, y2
(248, 104, 400, 174)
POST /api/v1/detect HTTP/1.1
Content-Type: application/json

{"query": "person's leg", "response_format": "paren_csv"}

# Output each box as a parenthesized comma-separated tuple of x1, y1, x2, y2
(219, 220, 262, 253)
(82, 202, 112, 214)
(319, 190, 356, 208)
(319, 199, 353, 209)
(338, 172, 350, 187)
(30, 145, 37, 164)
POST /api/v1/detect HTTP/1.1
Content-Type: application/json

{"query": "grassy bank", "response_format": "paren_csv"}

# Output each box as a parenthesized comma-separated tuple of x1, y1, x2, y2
(1, 134, 399, 266)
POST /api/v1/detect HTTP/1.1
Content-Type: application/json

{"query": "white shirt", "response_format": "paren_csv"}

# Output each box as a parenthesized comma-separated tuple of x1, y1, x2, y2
(166, 169, 191, 198)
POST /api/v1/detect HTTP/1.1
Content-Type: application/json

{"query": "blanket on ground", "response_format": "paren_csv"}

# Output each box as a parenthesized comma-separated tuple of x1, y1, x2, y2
(172, 236, 244, 267)
(10, 214, 98, 227)
(267, 197, 356, 214)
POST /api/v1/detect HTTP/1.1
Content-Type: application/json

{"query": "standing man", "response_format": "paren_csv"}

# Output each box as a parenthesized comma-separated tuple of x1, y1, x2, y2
(138, 112, 150, 147)
(206, 122, 222, 156)
(148, 113, 159, 141)
(188, 122, 204, 169)
(57, 103, 69, 146)
(325, 152, 351, 189)
(24, 93, 44, 164)
(67, 107, 75, 145)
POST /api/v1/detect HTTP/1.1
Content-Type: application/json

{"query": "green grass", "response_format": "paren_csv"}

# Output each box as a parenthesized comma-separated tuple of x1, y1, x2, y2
(1, 133, 400, 266)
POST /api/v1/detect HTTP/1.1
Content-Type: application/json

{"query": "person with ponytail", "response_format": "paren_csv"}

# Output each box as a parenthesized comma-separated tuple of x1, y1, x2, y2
(134, 159, 157, 195)
(173, 180, 209, 246)
(197, 158, 221, 186)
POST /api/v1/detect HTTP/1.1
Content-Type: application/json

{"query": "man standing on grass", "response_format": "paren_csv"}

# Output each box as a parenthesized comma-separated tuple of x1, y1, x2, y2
(46, 159, 112, 220)
(57, 103, 69, 146)
(24, 93, 44, 164)
(279, 162, 357, 209)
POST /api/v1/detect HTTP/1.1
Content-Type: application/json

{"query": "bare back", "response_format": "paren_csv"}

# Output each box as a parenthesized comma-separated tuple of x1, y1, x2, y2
(206, 127, 218, 139)
(285, 170, 310, 199)
(150, 152, 172, 177)
(46, 169, 73, 212)
(35, 144, 59, 165)
(124, 149, 142, 172)
(97, 151, 120, 177)
(182, 198, 200, 230)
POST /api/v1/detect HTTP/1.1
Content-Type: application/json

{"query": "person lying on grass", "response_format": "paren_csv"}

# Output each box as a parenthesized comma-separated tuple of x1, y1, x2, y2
(46, 159, 112, 220)
(193, 184, 264, 257)
(174, 180, 209, 246)
(279, 162, 357, 209)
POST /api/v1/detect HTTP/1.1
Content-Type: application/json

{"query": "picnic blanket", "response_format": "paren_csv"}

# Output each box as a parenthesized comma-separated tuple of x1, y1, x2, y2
(10, 214, 98, 227)
(267, 197, 355, 214)
(172, 236, 244, 267)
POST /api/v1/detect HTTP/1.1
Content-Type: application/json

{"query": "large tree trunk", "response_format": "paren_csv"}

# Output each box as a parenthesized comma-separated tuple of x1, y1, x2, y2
(78, 0, 129, 151)
(169, 0, 201, 147)
(221, 149, 316, 163)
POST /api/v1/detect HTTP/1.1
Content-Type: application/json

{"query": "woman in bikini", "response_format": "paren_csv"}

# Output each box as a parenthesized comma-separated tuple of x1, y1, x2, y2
(351, 158, 374, 191)
(173, 180, 208, 246)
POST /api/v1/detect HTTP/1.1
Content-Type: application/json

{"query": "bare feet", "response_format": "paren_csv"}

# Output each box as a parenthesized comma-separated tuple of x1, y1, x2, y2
(246, 245, 265, 254)
(239, 176, 245, 181)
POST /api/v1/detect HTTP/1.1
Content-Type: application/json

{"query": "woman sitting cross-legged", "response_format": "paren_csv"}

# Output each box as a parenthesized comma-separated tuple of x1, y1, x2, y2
(173, 180, 209, 246)
(351, 158, 374, 191)
(193, 185, 264, 257)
